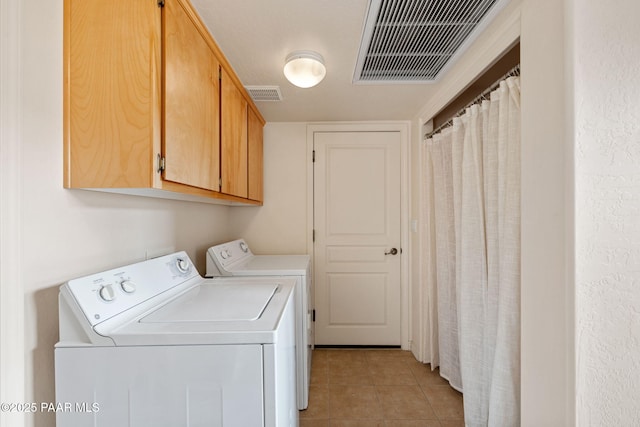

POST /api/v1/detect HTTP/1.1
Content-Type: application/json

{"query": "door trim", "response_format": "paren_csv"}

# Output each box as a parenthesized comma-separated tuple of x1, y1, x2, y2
(1, 0, 26, 422)
(306, 122, 411, 350)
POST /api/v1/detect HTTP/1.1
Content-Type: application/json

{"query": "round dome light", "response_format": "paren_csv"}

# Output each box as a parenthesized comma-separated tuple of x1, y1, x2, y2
(283, 51, 326, 88)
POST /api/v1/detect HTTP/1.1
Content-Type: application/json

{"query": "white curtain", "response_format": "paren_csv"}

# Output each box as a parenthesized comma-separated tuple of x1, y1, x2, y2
(420, 76, 521, 426)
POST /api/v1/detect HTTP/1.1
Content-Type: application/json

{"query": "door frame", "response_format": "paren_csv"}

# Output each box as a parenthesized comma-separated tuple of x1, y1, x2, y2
(306, 122, 411, 350)
(1, 0, 26, 422)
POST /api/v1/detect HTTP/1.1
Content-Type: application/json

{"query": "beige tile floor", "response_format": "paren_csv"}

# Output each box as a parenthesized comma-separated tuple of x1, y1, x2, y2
(299, 349, 465, 427)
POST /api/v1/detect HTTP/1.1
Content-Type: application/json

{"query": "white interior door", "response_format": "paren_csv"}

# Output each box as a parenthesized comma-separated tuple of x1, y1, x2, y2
(313, 131, 401, 345)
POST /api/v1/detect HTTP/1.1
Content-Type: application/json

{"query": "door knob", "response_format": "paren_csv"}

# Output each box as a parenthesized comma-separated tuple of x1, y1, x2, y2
(385, 248, 398, 255)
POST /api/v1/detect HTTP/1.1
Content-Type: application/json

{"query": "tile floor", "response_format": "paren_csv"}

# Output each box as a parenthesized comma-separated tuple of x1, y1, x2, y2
(299, 349, 464, 427)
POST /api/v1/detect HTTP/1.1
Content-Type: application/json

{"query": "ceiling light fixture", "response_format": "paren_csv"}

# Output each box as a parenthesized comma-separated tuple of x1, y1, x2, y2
(283, 50, 326, 88)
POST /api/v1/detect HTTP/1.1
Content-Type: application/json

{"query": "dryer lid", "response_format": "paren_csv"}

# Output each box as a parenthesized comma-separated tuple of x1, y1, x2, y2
(233, 254, 310, 275)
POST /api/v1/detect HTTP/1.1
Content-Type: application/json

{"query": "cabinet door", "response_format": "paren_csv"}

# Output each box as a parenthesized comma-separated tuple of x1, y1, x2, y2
(163, 0, 220, 191)
(65, 0, 160, 188)
(247, 108, 264, 202)
(221, 68, 248, 198)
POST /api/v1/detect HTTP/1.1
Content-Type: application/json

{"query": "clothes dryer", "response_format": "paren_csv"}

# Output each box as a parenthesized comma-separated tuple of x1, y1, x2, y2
(206, 239, 312, 409)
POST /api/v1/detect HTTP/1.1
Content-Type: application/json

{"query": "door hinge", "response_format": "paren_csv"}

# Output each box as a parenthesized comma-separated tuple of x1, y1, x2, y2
(312, 309, 316, 322)
(312, 229, 315, 242)
(157, 0, 165, 7)
(157, 154, 166, 173)
(312, 150, 315, 163)
(219, 177, 222, 188)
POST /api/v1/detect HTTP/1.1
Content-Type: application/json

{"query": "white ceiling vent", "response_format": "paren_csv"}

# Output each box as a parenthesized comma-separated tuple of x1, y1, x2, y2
(354, 0, 510, 83)
(245, 86, 283, 102)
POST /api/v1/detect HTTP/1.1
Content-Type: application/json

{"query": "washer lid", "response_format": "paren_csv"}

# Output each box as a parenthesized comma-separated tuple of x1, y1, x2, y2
(140, 283, 278, 322)
(100, 278, 296, 346)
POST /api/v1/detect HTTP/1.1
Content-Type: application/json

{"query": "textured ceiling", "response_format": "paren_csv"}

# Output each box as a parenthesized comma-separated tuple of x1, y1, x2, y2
(190, 0, 439, 122)
(190, 0, 509, 123)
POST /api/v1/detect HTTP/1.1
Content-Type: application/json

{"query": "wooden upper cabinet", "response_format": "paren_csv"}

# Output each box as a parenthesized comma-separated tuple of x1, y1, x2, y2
(247, 108, 264, 202)
(63, 0, 265, 205)
(64, 0, 161, 188)
(221, 68, 248, 199)
(163, 0, 220, 192)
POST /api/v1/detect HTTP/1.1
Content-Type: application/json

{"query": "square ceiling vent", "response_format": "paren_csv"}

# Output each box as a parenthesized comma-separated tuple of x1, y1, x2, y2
(354, 0, 510, 84)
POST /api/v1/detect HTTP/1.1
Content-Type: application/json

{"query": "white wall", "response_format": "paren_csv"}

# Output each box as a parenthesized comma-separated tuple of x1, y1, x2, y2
(573, 0, 640, 424)
(229, 123, 309, 254)
(5, 1, 237, 426)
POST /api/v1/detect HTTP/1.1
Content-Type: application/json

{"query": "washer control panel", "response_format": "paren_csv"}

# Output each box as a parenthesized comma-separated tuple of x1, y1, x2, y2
(64, 251, 199, 327)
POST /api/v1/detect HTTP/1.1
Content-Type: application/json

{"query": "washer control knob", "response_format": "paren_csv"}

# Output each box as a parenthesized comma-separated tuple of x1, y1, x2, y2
(239, 242, 249, 253)
(176, 258, 190, 273)
(98, 284, 116, 302)
(120, 280, 136, 294)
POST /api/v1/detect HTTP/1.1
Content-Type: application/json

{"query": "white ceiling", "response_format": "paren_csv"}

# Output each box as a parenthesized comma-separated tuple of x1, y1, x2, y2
(190, 0, 440, 122)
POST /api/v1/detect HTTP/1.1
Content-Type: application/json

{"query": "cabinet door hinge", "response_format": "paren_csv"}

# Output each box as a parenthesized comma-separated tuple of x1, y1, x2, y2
(312, 309, 316, 322)
(312, 150, 315, 163)
(157, 0, 165, 7)
(157, 154, 166, 173)
(312, 229, 315, 242)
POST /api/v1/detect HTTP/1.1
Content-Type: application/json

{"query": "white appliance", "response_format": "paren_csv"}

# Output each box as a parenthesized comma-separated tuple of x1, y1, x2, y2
(206, 239, 312, 410)
(55, 251, 298, 427)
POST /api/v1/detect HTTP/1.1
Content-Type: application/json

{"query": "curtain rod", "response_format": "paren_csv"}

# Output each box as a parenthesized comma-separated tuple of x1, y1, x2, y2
(424, 63, 520, 140)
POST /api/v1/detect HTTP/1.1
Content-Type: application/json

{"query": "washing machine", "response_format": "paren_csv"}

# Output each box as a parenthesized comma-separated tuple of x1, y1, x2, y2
(55, 251, 298, 427)
(206, 239, 312, 410)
